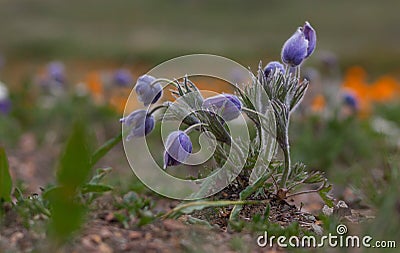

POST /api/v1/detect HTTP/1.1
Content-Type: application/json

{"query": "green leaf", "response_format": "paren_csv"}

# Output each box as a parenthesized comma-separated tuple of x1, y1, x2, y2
(0, 147, 12, 202)
(57, 122, 92, 190)
(186, 216, 214, 228)
(47, 123, 93, 243)
(81, 183, 113, 194)
(88, 167, 112, 184)
(90, 133, 122, 168)
(49, 195, 86, 241)
(163, 199, 270, 220)
(318, 184, 334, 208)
(13, 187, 24, 202)
(42, 185, 63, 200)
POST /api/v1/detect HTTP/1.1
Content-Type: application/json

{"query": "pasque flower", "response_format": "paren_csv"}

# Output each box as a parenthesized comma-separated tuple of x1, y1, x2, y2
(303, 22, 316, 58)
(120, 109, 155, 140)
(202, 94, 242, 121)
(281, 21, 316, 67)
(163, 130, 193, 168)
(264, 61, 286, 78)
(135, 75, 163, 106)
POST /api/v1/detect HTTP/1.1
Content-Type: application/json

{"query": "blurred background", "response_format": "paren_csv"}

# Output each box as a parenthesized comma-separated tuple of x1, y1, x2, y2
(1, 0, 400, 79)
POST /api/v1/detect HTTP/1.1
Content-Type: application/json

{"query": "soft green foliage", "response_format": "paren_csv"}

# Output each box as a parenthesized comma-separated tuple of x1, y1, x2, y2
(57, 122, 93, 190)
(113, 192, 156, 228)
(91, 134, 122, 167)
(45, 122, 93, 243)
(291, 114, 387, 181)
(12, 187, 51, 228)
(45, 186, 86, 242)
(0, 147, 12, 202)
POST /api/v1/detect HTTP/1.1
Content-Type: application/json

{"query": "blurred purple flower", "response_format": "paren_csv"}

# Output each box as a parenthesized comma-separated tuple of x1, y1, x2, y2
(0, 98, 11, 115)
(282, 21, 317, 67)
(135, 75, 163, 106)
(202, 94, 242, 121)
(264, 61, 285, 78)
(343, 92, 358, 110)
(163, 130, 192, 168)
(114, 69, 133, 87)
(120, 109, 155, 140)
(0, 82, 11, 114)
(47, 61, 65, 84)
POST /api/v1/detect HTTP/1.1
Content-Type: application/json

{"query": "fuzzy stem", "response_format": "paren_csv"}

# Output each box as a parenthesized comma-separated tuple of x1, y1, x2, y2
(285, 181, 326, 198)
(150, 78, 177, 88)
(184, 122, 207, 134)
(279, 119, 291, 189)
(148, 104, 168, 116)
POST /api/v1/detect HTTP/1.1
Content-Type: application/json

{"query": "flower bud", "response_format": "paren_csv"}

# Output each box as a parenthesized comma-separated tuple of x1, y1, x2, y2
(281, 28, 308, 67)
(163, 130, 193, 168)
(202, 94, 242, 121)
(282, 22, 317, 67)
(135, 75, 163, 106)
(303, 22, 316, 58)
(120, 109, 155, 140)
(264, 61, 285, 78)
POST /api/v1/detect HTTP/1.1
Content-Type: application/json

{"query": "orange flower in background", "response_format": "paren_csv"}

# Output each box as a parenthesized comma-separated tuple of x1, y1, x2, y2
(369, 75, 398, 102)
(341, 66, 371, 114)
(85, 71, 104, 103)
(341, 66, 400, 116)
(309, 66, 400, 118)
(109, 94, 128, 113)
(311, 94, 326, 113)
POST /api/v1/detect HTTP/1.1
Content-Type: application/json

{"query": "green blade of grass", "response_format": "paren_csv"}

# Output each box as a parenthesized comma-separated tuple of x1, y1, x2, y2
(0, 147, 12, 202)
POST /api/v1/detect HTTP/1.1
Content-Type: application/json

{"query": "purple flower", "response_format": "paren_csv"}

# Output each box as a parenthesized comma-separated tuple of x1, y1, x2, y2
(120, 109, 155, 140)
(0, 83, 10, 114)
(163, 131, 192, 168)
(0, 98, 11, 115)
(281, 22, 317, 67)
(303, 22, 316, 58)
(264, 61, 285, 78)
(202, 94, 242, 121)
(135, 75, 163, 106)
(114, 69, 133, 87)
(47, 61, 65, 84)
(343, 92, 358, 110)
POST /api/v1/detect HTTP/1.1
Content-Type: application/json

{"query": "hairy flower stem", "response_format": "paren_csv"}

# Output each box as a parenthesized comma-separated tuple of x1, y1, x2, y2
(150, 78, 178, 88)
(184, 122, 207, 134)
(148, 104, 168, 116)
(279, 119, 291, 189)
